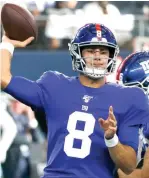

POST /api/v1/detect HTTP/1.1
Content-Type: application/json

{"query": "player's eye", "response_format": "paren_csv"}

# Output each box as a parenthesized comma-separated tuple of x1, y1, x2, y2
(101, 50, 108, 54)
(86, 49, 94, 53)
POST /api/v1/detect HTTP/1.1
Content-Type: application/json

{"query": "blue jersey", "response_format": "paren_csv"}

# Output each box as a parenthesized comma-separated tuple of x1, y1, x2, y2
(4, 71, 149, 178)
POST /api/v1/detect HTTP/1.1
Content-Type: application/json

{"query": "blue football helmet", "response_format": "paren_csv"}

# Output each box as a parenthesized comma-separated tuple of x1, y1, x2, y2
(68, 23, 119, 79)
(116, 51, 149, 94)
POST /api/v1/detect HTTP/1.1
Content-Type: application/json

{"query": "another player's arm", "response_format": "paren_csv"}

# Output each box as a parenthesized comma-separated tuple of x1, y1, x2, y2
(117, 148, 149, 178)
(142, 148, 149, 178)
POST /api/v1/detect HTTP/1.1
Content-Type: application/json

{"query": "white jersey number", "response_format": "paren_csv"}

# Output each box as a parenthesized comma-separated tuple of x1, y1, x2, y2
(64, 111, 95, 158)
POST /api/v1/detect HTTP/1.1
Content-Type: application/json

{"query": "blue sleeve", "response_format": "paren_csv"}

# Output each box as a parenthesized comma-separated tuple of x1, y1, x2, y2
(132, 87, 149, 125)
(3, 76, 44, 110)
(118, 87, 149, 152)
(3, 71, 65, 110)
(118, 125, 140, 153)
(120, 87, 149, 126)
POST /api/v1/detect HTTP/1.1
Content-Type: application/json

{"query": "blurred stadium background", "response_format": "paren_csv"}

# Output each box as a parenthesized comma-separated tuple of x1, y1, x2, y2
(0, 1, 149, 178)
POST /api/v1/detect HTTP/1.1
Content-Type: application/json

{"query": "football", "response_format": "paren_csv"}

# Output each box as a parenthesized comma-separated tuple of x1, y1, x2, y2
(1, 3, 37, 43)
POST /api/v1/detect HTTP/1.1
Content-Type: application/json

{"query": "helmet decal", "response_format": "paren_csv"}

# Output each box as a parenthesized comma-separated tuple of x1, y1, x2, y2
(116, 51, 149, 94)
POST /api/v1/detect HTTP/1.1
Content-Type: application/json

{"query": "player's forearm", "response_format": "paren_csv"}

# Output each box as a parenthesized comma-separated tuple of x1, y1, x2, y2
(108, 142, 137, 175)
(0, 49, 12, 89)
(142, 148, 149, 178)
(118, 169, 141, 178)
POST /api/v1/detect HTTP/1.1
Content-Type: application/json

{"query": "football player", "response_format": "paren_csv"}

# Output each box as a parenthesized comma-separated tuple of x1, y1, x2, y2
(116, 51, 149, 178)
(1, 23, 149, 178)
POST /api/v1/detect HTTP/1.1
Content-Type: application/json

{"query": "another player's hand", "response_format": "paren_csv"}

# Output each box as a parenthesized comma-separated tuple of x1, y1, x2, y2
(98, 106, 117, 139)
(2, 35, 34, 48)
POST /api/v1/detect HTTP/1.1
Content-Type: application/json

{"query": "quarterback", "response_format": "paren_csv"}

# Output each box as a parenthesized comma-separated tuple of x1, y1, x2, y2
(1, 23, 149, 178)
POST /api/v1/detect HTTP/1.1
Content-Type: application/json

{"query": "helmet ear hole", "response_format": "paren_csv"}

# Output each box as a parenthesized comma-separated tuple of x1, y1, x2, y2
(109, 48, 115, 58)
(80, 46, 85, 57)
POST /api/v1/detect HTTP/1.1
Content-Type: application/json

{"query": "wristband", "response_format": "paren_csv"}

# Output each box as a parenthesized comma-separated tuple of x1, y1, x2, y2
(104, 134, 119, 147)
(0, 42, 14, 55)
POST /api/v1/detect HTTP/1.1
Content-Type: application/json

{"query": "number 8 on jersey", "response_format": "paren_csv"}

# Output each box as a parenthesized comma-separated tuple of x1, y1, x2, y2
(64, 111, 96, 159)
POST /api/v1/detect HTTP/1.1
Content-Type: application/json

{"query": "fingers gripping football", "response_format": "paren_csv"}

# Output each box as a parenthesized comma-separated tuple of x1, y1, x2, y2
(2, 35, 34, 48)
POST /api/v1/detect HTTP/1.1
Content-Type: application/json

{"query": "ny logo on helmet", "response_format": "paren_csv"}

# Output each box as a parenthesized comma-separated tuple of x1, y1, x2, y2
(140, 60, 149, 74)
